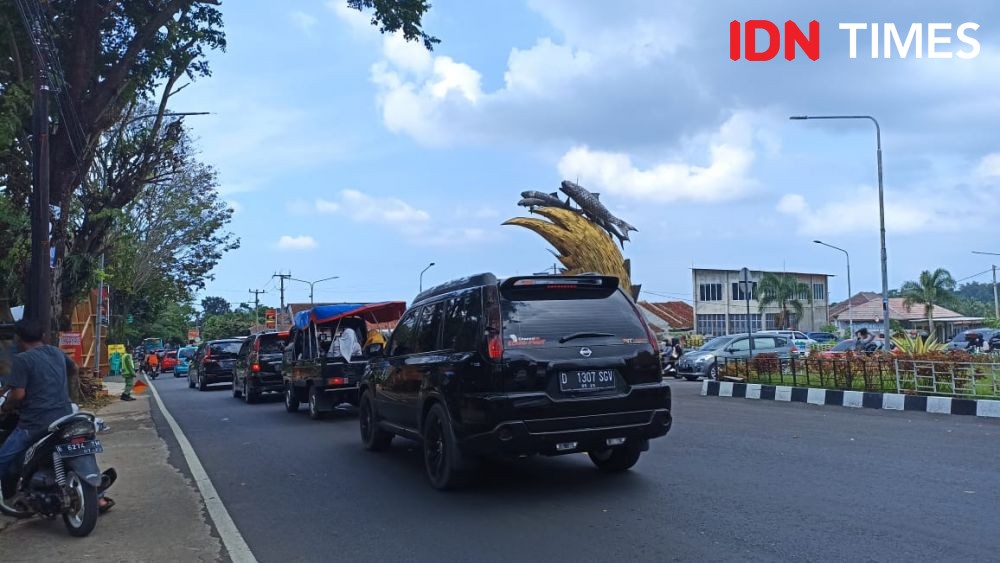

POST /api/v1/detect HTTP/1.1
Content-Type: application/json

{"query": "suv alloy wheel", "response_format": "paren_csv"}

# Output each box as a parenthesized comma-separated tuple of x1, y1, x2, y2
(359, 391, 393, 451)
(422, 403, 469, 490)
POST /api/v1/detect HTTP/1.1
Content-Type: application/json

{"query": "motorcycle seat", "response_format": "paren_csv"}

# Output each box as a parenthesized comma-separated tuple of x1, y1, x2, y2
(47, 412, 96, 432)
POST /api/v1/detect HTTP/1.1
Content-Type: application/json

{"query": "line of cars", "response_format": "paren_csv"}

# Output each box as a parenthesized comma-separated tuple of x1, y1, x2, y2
(171, 273, 673, 489)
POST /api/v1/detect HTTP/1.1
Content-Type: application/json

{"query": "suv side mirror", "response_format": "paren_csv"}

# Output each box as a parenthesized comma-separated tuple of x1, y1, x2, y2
(365, 343, 385, 357)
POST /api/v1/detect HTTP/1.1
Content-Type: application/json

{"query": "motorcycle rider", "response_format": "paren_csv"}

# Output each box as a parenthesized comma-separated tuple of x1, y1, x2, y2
(0, 319, 74, 496)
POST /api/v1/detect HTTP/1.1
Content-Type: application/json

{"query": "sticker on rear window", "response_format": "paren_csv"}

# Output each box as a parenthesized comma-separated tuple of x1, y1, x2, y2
(508, 335, 546, 347)
(622, 338, 649, 345)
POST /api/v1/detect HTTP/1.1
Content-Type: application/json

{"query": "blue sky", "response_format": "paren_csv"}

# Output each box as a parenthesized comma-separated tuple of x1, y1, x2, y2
(176, 0, 1000, 309)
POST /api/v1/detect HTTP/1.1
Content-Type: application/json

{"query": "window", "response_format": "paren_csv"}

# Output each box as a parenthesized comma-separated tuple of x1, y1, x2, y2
(209, 341, 241, 357)
(753, 337, 778, 350)
(500, 289, 646, 348)
(415, 302, 444, 353)
(699, 283, 723, 301)
(731, 282, 757, 301)
(813, 283, 826, 301)
(388, 309, 420, 356)
(442, 290, 482, 352)
(797, 285, 811, 300)
(696, 314, 726, 336)
(728, 314, 762, 334)
(764, 313, 778, 330)
(730, 337, 750, 352)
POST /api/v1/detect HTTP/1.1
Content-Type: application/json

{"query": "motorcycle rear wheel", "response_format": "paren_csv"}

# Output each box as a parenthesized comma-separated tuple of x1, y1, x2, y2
(63, 471, 99, 537)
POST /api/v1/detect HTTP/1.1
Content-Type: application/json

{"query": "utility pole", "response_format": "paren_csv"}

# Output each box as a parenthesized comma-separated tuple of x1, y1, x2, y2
(248, 289, 266, 328)
(272, 272, 292, 310)
(20, 3, 52, 337)
(972, 252, 1000, 319)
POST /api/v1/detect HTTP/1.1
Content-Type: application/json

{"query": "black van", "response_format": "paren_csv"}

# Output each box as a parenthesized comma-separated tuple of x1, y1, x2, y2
(360, 274, 672, 489)
(233, 331, 289, 403)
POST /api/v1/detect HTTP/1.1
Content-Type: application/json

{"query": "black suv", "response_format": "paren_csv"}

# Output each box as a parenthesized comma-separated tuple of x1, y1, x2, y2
(360, 274, 672, 489)
(233, 331, 288, 403)
(189, 338, 244, 391)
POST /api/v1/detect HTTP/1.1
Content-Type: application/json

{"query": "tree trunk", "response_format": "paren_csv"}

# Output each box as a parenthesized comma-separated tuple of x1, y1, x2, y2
(927, 312, 935, 340)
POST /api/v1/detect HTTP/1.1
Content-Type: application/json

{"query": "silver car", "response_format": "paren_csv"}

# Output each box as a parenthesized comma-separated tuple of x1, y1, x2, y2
(677, 333, 793, 381)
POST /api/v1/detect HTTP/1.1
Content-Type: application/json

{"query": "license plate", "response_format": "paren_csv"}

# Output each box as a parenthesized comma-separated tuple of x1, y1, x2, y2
(56, 440, 103, 458)
(559, 370, 616, 392)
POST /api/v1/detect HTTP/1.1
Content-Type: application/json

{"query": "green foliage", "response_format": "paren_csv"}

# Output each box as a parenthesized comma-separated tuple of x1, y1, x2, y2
(900, 268, 957, 334)
(820, 324, 839, 334)
(347, 0, 439, 49)
(143, 301, 198, 346)
(202, 311, 252, 341)
(201, 296, 231, 317)
(757, 272, 812, 329)
(891, 334, 946, 355)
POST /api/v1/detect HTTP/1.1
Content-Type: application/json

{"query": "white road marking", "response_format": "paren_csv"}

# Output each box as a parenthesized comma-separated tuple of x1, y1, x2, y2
(146, 378, 257, 563)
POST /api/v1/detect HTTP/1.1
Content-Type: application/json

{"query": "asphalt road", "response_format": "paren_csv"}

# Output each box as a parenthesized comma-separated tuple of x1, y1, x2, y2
(149, 375, 1000, 562)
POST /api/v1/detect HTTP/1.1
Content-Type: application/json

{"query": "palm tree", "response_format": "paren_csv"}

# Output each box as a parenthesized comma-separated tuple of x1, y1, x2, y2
(757, 273, 812, 329)
(900, 268, 957, 337)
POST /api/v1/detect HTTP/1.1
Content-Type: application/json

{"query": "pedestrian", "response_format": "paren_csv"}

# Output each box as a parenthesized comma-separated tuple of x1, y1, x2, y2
(854, 328, 875, 351)
(120, 349, 137, 401)
(0, 319, 74, 496)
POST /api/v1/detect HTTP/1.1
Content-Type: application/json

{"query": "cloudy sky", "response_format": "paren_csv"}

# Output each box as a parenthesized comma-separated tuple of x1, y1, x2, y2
(177, 0, 1000, 309)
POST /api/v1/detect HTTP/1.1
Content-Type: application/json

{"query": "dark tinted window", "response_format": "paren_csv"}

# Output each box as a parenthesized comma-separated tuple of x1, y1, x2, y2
(415, 302, 443, 353)
(165, 351, 177, 359)
(209, 341, 242, 357)
(178, 347, 196, 359)
(257, 334, 287, 354)
(389, 309, 420, 356)
(441, 290, 482, 352)
(831, 339, 855, 351)
(500, 289, 647, 348)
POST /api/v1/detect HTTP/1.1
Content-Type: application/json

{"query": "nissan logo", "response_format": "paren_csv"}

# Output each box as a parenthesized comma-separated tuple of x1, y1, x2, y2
(579, 347, 593, 358)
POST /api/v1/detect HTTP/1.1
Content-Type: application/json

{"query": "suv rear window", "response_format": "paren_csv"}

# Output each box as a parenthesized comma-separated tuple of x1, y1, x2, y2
(499, 288, 647, 348)
(179, 348, 196, 359)
(257, 335, 287, 354)
(209, 341, 242, 357)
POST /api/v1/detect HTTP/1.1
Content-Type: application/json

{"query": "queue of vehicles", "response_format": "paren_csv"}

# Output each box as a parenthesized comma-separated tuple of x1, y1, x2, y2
(160, 273, 673, 489)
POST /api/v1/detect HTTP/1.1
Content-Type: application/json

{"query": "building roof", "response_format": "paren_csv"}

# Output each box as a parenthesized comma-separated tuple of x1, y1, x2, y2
(691, 267, 834, 277)
(638, 301, 694, 331)
(831, 294, 968, 322)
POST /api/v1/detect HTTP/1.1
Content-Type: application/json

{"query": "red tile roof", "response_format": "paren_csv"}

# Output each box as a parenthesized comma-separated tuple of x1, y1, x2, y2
(638, 301, 694, 330)
(831, 294, 965, 322)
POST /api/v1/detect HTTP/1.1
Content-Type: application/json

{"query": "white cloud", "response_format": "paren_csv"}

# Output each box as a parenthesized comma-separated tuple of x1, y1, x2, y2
(326, 1, 371, 34)
(315, 198, 340, 213)
(777, 188, 964, 237)
(290, 10, 318, 34)
(976, 153, 1000, 178)
(339, 189, 431, 228)
(557, 113, 757, 203)
(275, 235, 318, 251)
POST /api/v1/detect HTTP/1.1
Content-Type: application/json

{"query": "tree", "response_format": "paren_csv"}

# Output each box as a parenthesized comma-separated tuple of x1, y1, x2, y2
(202, 311, 250, 341)
(757, 273, 812, 330)
(201, 296, 230, 318)
(900, 269, 957, 337)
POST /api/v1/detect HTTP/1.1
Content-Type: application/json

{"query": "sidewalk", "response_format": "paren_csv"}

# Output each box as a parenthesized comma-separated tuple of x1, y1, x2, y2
(0, 390, 225, 561)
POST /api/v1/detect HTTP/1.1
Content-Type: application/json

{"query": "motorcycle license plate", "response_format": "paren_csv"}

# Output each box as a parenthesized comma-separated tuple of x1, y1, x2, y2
(56, 439, 103, 458)
(559, 370, 616, 392)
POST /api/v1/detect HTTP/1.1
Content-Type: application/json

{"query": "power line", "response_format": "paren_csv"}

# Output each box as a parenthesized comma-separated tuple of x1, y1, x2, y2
(957, 269, 993, 283)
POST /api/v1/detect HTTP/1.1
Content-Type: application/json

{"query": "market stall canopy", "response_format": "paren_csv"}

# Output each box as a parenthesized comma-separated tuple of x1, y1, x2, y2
(293, 302, 407, 329)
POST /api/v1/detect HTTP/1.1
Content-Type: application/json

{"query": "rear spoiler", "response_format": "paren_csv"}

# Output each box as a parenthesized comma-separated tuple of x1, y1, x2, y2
(500, 275, 619, 292)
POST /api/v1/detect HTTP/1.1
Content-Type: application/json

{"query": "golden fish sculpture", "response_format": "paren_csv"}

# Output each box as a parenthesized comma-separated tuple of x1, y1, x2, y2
(504, 207, 639, 299)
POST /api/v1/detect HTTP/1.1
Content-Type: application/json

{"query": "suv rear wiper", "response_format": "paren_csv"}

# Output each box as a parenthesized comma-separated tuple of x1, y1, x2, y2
(559, 332, 615, 344)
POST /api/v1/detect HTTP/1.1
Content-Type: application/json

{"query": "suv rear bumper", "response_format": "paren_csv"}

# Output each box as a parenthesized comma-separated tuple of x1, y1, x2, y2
(462, 408, 672, 457)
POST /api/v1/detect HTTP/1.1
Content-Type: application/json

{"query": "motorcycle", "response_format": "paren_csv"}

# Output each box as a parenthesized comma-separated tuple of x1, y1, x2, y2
(0, 389, 116, 537)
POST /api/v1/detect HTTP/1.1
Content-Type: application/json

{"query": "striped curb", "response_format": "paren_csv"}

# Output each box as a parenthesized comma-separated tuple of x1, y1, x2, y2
(701, 380, 1000, 418)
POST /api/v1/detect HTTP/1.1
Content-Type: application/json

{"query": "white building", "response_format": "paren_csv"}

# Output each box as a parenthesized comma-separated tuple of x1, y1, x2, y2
(692, 268, 832, 336)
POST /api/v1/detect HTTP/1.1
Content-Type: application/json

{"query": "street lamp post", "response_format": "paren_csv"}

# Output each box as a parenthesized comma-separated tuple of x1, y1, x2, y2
(419, 262, 436, 292)
(791, 115, 890, 341)
(814, 240, 853, 337)
(972, 251, 1000, 319)
(289, 276, 339, 305)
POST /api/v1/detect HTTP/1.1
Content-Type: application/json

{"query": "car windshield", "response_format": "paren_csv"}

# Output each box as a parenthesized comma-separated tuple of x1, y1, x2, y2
(165, 351, 176, 359)
(209, 341, 242, 357)
(500, 289, 647, 348)
(700, 336, 733, 351)
(179, 348, 196, 359)
(950, 331, 970, 343)
(831, 339, 856, 351)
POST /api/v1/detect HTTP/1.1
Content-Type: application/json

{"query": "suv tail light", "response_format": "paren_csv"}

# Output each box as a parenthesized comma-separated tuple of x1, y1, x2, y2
(484, 285, 503, 361)
(251, 363, 260, 373)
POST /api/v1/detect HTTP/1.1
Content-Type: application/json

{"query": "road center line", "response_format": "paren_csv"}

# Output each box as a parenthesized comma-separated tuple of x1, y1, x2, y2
(146, 377, 257, 563)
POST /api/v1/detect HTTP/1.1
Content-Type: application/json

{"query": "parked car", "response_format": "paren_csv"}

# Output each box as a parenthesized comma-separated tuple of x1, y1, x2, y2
(283, 302, 406, 419)
(819, 338, 892, 358)
(677, 333, 793, 381)
(174, 346, 197, 378)
(360, 274, 672, 489)
(758, 330, 817, 355)
(946, 328, 1000, 352)
(233, 331, 289, 403)
(161, 350, 178, 373)
(807, 332, 839, 344)
(189, 339, 243, 391)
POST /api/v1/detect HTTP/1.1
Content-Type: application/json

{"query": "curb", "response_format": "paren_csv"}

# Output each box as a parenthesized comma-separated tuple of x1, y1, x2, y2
(701, 380, 1000, 418)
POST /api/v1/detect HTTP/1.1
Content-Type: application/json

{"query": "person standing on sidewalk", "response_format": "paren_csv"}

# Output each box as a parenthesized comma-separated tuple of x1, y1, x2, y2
(120, 349, 137, 401)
